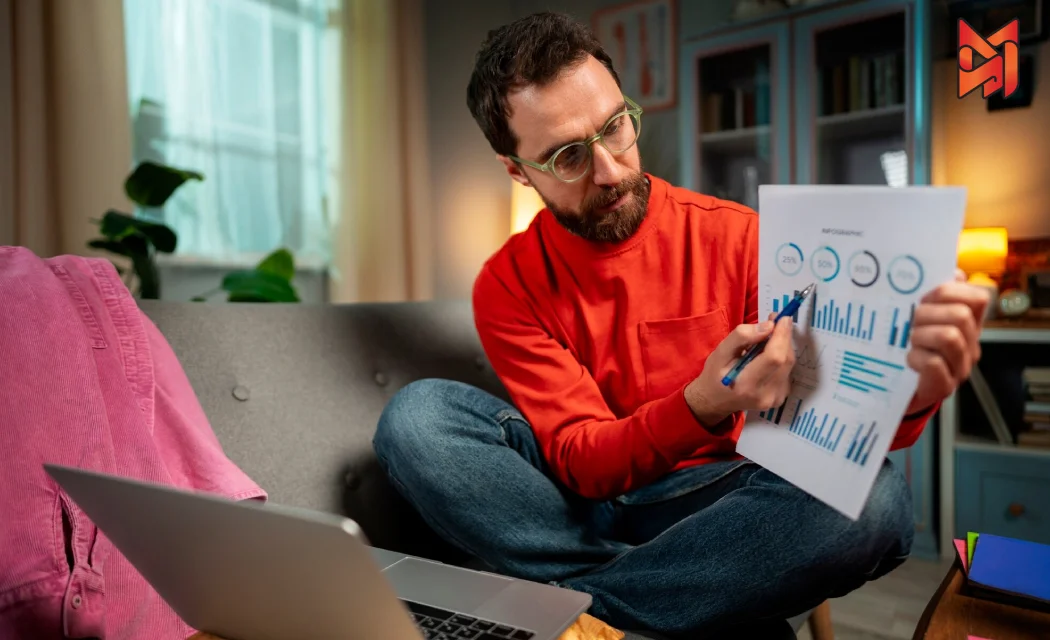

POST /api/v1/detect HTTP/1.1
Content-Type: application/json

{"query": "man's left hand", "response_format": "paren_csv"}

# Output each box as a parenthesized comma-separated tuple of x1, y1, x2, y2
(905, 269, 991, 415)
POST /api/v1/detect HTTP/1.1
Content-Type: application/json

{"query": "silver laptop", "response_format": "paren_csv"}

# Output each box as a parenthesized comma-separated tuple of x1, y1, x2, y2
(44, 463, 592, 640)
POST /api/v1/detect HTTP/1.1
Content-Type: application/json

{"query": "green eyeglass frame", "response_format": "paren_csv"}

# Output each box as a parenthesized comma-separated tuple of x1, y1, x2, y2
(508, 95, 644, 183)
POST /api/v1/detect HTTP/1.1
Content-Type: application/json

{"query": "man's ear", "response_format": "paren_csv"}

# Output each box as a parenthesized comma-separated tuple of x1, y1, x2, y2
(498, 155, 531, 187)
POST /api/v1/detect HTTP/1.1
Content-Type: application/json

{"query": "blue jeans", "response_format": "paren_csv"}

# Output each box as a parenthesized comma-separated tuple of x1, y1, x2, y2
(373, 379, 913, 638)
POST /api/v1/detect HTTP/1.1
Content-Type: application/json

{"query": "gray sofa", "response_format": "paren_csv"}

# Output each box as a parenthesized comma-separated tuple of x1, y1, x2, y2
(139, 300, 810, 639)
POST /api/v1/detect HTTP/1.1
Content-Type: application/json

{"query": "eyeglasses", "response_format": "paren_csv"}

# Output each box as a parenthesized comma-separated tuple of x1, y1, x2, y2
(508, 96, 643, 183)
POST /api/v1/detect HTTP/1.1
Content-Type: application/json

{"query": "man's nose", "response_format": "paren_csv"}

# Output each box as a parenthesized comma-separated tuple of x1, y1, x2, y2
(590, 144, 626, 187)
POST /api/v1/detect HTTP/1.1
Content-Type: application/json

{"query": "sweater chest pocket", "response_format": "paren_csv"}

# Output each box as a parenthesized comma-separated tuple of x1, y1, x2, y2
(638, 308, 730, 401)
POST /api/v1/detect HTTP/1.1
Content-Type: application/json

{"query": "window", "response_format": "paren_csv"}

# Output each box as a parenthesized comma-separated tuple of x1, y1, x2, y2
(122, 0, 340, 265)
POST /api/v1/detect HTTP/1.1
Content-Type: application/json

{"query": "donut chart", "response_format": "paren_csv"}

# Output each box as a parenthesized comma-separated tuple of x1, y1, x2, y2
(848, 250, 880, 288)
(887, 255, 924, 294)
(810, 246, 840, 282)
(776, 242, 804, 276)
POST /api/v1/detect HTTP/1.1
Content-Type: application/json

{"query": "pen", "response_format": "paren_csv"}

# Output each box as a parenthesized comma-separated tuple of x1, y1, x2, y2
(721, 282, 815, 387)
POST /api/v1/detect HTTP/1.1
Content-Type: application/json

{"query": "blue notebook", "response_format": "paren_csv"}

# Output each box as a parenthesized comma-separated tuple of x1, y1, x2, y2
(969, 533, 1050, 605)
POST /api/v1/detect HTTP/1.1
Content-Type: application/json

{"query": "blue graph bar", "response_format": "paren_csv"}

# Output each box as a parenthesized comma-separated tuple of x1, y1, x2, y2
(839, 350, 905, 395)
(772, 293, 799, 321)
(845, 421, 879, 466)
(759, 397, 789, 424)
(889, 304, 915, 349)
(788, 404, 845, 453)
(809, 290, 874, 341)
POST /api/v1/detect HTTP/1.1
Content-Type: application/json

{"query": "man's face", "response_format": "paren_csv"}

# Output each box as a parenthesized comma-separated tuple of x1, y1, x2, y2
(502, 55, 649, 243)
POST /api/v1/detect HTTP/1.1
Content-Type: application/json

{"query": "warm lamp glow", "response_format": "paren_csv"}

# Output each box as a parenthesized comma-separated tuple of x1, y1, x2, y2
(511, 181, 545, 235)
(957, 227, 1008, 276)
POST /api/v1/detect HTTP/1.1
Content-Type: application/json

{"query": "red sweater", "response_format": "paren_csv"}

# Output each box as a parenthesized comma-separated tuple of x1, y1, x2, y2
(473, 175, 931, 500)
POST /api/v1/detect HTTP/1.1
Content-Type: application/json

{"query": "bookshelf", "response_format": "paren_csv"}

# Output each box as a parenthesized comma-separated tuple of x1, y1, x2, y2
(939, 322, 1050, 557)
(679, 0, 936, 558)
(679, 0, 929, 194)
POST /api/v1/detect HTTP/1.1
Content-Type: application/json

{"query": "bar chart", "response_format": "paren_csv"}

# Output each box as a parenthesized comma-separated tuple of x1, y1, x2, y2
(770, 291, 801, 322)
(837, 350, 905, 396)
(888, 304, 915, 349)
(806, 289, 875, 341)
(844, 421, 879, 466)
(758, 397, 794, 425)
(787, 402, 847, 453)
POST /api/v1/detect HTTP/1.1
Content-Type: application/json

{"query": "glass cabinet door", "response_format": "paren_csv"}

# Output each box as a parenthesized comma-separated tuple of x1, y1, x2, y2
(794, 1, 923, 187)
(679, 23, 791, 207)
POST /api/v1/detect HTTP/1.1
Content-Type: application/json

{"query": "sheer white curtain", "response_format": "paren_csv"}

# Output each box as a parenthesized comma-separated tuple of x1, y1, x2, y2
(122, 0, 339, 265)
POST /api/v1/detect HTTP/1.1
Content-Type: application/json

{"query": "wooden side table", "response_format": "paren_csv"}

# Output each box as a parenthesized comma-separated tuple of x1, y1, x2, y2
(912, 560, 1050, 639)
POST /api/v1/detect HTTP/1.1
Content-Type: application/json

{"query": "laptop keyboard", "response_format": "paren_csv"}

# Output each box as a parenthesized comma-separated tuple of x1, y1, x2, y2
(403, 599, 535, 640)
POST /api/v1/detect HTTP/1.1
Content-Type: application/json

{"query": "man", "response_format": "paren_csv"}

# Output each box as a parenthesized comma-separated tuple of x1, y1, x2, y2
(373, 12, 987, 638)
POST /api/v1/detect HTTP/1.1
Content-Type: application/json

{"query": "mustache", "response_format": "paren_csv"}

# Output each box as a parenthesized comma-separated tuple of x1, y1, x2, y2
(585, 176, 642, 213)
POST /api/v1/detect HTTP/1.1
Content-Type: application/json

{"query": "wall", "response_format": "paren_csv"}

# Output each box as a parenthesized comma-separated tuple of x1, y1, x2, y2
(423, 0, 738, 299)
(931, 43, 1050, 239)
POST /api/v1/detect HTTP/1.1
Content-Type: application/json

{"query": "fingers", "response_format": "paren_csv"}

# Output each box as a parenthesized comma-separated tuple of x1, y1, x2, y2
(955, 268, 967, 282)
(910, 324, 972, 383)
(922, 281, 991, 324)
(912, 302, 981, 363)
(720, 320, 775, 359)
(907, 347, 956, 401)
(736, 317, 795, 396)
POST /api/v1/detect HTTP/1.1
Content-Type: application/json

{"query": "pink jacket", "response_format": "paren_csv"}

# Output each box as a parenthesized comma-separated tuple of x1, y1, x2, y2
(0, 247, 266, 639)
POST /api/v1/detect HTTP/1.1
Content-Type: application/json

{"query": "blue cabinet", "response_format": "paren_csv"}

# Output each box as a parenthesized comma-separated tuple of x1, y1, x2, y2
(956, 445, 1050, 546)
(678, 0, 937, 558)
(792, 0, 931, 187)
(678, 22, 792, 200)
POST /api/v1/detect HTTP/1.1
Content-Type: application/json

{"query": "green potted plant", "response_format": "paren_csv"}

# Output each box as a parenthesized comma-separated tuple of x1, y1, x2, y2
(90, 161, 300, 302)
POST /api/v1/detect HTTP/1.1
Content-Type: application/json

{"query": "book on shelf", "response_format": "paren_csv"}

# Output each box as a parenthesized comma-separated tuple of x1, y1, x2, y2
(1020, 367, 1050, 445)
(820, 51, 904, 117)
(700, 86, 771, 135)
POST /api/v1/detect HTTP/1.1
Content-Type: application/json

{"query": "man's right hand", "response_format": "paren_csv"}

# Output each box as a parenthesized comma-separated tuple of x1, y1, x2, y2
(684, 316, 796, 427)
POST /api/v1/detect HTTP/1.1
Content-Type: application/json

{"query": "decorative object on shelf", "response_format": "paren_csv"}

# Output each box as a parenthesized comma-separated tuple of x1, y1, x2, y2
(958, 226, 1009, 320)
(510, 181, 546, 235)
(998, 289, 1032, 317)
(593, 0, 676, 110)
(1025, 267, 1050, 308)
(731, 0, 788, 21)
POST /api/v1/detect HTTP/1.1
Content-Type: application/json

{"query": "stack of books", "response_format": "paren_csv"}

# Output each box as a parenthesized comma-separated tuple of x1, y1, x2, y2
(954, 532, 1050, 613)
(1020, 367, 1050, 449)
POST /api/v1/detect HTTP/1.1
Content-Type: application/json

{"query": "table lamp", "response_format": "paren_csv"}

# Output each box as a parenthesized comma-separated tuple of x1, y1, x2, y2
(957, 226, 1008, 320)
(511, 181, 545, 235)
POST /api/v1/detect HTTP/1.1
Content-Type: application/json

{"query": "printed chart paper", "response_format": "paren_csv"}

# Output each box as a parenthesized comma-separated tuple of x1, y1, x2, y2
(736, 185, 966, 520)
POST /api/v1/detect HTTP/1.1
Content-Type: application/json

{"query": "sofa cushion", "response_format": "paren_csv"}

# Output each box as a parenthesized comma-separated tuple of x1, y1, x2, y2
(138, 300, 506, 563)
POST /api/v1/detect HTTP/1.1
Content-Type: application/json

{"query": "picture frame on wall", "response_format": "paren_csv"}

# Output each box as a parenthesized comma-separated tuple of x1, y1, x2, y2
(592, 0, 677, 111)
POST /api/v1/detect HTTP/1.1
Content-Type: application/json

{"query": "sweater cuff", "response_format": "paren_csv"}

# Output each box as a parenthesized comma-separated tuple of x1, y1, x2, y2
(643, 385, 715, 463)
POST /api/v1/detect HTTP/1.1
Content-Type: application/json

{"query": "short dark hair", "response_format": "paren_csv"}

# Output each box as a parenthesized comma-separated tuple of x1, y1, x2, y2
(466, 12, 620, 158)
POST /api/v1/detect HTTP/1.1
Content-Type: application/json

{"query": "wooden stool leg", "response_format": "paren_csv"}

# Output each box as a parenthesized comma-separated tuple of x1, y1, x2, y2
(807, 600, 834, 640)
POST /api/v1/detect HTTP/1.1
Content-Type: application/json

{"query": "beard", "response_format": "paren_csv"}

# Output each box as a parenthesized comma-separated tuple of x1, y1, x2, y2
(544, 171, 650, 244)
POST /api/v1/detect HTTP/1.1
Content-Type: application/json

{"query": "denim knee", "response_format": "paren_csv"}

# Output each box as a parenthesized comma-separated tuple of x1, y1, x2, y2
(374, 378, 456, 462)
(850, 461, 914, 571)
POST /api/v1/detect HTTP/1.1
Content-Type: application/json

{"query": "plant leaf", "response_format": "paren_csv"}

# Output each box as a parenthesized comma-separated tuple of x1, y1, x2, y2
(221, 270, 300, 303)
(190, 296, 208, 302)
(99, 210, 177, 253)
(124, 161, 203, 208)
(255, 248, 295, 281)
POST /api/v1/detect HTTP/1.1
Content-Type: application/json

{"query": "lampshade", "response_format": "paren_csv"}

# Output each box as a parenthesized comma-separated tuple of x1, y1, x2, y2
(957, 227, 1008, 276)
(511, 181, 545, 235)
